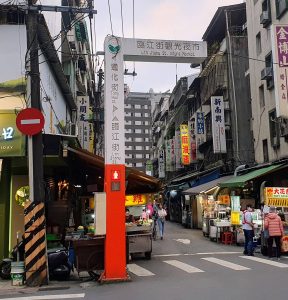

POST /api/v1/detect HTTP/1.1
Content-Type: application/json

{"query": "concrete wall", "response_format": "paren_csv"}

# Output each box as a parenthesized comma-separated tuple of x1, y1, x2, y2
(246, 0, 288, 163)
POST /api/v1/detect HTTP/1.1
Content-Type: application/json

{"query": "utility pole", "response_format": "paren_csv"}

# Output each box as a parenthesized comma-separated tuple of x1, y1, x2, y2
(21, 0, 97, 287)
(24, 0, 48, 287)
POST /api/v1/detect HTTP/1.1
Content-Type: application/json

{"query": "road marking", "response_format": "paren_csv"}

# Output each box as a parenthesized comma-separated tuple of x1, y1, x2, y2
(154, 251, 241, 257)
(127, 263, 155, 276)
(20, 119, 41, 125)
(164, 260, 204, 273)
(174, 239, 191, 244)
(202, 257, 250, 271)
(0, 294, 85, 300)
(240, 256, 288, 268)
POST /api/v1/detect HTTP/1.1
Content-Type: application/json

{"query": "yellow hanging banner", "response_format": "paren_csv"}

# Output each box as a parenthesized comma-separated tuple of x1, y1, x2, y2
(180, 124, 190, 165)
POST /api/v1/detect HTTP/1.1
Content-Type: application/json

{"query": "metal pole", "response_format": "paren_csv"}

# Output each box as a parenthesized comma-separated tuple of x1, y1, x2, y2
(25, 0, 48, 286)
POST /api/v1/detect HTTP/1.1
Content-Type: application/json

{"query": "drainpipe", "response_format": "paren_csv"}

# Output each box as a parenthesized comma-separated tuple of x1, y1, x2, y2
(225, 10, 240, 163)
(234, 164, 247, 176)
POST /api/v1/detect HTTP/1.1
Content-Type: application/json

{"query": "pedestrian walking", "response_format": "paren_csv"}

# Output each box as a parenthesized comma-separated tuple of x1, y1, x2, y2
(157, 203, 167, 240)
(242, 204, 255, 256)
(264, 206, 284, 260)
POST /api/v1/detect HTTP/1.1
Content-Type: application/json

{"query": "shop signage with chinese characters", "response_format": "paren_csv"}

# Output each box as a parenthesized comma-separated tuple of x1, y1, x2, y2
(77, 96, 90, 151)
(158, 149, 165, 178)
(196, 112, 205, 134)
(211, 96, 226, 153)
(165, 139, 171, 172)
(104, 36, 125, 164)
(122, 38, 207, 64)
(218, 194, 230, 205)
(125, 194, 147, 206)
(265, 187, 288, 207)
(175, 130, 183, 170)
(0, 111, 25, 157)
(188, 120, 196, 161)
(272, 25, 288, 118)
(180, 124, 190, 165)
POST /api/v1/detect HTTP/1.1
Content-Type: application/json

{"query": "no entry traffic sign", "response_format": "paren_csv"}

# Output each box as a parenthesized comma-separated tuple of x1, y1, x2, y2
(16, 108, 45, 136)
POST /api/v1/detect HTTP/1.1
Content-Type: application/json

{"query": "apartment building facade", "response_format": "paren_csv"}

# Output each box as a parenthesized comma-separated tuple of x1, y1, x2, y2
(246, 0, 288, 163)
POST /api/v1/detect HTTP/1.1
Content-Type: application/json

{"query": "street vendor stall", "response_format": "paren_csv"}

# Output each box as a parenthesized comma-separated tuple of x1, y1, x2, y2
(262, 187, 288, 255)
(125, 194, 153, 259)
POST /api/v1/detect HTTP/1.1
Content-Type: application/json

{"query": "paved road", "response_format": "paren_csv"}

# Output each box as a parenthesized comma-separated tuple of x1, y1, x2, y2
(1, 222, 288, 300)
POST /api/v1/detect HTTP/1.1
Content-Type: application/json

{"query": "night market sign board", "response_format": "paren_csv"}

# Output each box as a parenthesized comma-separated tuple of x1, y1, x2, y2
(265, 187, 288, 207)
(272, 25, 288, 118)
(104, 36, 207, 281)
(125, 194, 148, 207)
(0, 110, 25, 157)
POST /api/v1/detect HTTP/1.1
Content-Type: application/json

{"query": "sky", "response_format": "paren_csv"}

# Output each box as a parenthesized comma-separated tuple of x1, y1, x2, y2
(94, 0, 243, 93)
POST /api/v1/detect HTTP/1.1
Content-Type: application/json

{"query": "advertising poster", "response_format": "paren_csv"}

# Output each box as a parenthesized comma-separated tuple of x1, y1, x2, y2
(180, 124, 190, 165)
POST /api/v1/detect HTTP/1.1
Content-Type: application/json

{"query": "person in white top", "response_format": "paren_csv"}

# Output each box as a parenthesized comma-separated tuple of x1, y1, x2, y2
(242, 204, 254, 256)
(157, 203, 167, 240)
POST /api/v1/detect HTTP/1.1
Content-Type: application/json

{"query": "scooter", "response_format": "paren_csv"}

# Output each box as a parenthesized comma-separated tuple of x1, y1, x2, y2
(0, 240, 71, 281)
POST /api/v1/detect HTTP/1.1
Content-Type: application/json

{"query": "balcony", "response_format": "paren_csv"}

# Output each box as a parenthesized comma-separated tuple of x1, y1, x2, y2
(260, 11, 271, 28)
(276, 0, 288, 19)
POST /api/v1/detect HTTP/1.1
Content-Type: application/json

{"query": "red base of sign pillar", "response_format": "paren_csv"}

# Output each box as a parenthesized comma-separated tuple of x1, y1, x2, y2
(101, 164, 129, 282)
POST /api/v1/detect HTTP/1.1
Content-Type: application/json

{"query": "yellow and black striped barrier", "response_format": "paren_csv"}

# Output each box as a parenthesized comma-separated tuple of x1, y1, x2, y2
(24, 200, 48, 286)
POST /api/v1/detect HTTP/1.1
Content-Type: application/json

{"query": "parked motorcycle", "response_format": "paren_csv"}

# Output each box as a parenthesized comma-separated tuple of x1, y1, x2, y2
(0, 240, 71, 281)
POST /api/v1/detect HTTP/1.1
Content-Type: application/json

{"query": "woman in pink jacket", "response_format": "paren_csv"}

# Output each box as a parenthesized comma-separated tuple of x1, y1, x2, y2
(264, 206, 284, 260)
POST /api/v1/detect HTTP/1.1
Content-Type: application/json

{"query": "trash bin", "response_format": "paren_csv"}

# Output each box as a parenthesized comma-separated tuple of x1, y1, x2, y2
(11, 261, 25, 286)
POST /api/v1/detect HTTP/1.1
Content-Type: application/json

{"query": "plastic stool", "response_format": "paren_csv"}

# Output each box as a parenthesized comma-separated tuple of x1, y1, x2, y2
(222, 231, 234, 245)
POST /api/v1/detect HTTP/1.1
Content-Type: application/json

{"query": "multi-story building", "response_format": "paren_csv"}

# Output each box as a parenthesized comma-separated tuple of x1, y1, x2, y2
(124, 92, 152, 172)
(246, 0, 288, 163)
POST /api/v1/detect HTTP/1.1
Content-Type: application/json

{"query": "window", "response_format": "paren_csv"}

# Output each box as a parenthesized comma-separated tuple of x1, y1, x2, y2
(135, 129, 141, 133)
(262, 139, 269, 162)
(269, 109, 280, 148)
(136, 154, 142, 158)
(136, 163, 143, 167)
(256, 32, 262, 56)
(135, 112, 142, 117)
(264, 52, 274, 90)
(135, 121, 142, 125)
(260, 0, 271, 28)
(276, 0, 288, 19)
(259, 85, 265, 108)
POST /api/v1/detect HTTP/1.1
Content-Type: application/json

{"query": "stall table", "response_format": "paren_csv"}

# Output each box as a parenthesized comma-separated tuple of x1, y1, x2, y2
(126, 224, 152, 259)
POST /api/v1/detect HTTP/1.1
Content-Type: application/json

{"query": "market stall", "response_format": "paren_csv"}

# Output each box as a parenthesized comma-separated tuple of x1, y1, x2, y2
(261, 187, 288, 255)
(125, 194, 153, 259)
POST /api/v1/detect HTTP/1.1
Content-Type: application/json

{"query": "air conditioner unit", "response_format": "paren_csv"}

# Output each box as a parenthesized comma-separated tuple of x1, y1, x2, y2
(67, 123, 78, 136)
(224, 101, 230, 110)
(271, 136, 279, 147)
(261, 67, 273, 80)
(260, 11, 270, 25)
(280, 117, 288, 136)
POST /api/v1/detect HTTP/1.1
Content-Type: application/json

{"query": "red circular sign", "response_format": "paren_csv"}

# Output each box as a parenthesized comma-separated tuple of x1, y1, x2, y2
(16, 108, 45, 136)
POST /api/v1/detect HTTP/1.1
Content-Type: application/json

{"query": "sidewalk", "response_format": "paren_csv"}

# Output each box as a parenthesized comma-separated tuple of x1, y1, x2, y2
(0, 272, 98, 296)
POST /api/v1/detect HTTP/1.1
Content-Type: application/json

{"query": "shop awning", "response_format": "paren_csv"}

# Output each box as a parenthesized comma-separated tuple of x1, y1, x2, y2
(182, 175, 233, 195)
(218, 164, 284, 188)
(67, 146, 161, 194)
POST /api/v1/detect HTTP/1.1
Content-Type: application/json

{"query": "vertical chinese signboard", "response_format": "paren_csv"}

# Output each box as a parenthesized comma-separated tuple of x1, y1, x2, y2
(211, 96, 226, 153)
(272, 25, 288, 118)
(196, 112, 205, 160)
(175, 130, 183, 170)
(165, 139, 171, 172)
(188, 120, 196, 161)
(180, 124, 190, 165)
(77, 96, 90, 151)
(170, 138, 175, 171)
(103, 36, 126, 281)
(158, 149, 165, 178)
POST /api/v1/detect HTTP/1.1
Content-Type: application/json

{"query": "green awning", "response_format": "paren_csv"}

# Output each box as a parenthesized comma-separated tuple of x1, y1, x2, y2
(218, 164, 283, 188)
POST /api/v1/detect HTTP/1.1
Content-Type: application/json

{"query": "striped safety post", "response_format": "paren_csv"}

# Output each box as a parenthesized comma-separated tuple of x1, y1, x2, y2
(24, 200, 48, 286)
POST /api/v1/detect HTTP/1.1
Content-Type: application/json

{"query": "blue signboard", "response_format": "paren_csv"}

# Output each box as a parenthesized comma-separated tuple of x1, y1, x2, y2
(196, 112, 204, 134)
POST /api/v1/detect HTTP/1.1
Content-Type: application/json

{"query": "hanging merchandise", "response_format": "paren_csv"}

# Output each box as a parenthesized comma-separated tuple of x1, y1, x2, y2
(15, 186, 30, 207)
